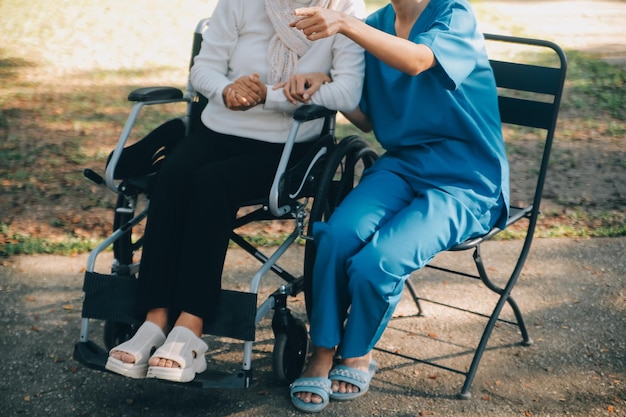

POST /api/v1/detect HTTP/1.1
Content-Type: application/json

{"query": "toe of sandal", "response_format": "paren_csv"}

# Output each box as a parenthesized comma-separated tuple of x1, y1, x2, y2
(290, 377, 332, 413)
(146, 326, 208, 383)
(105, 321, 166, 379)
(328, 360, 377, 401)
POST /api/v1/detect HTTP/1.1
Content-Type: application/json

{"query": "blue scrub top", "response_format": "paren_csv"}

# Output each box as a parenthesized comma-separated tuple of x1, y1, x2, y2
(362, 0, 509, 227)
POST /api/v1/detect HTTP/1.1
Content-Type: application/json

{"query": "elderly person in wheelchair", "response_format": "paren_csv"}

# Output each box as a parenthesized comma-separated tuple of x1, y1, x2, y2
(104, 0, 365, 383)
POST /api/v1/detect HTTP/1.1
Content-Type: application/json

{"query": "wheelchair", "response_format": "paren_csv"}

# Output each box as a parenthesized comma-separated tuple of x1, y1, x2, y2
(73, 17, 378, 389)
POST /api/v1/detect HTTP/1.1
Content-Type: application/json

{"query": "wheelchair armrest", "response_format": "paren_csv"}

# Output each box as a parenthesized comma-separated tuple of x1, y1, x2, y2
(127, 86, 184, 102)
(293, 104, 336, 122)
(103, 87, 186, 192)
(268, 106, 337, 216)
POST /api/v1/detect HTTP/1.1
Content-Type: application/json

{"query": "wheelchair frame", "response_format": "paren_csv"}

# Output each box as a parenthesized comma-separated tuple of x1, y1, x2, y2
(73, 17, 377, 389)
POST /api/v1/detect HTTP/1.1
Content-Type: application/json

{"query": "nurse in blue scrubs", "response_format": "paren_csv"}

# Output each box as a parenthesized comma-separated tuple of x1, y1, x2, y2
(288, 0, 509, 411)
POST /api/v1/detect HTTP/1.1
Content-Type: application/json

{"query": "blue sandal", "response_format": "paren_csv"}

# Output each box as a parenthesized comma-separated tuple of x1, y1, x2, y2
(290, 377, 332, 413)
(329, 360, 377, 401)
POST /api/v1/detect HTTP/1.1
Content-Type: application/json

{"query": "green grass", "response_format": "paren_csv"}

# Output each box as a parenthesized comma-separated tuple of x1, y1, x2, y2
(0, 224, 97, 256)
(497, 211, 626, 240)
(4, 49, 625, 255)
(1, 1, 625, 256)
(563, 51, 626, 120)
(5, 208, 624, 257)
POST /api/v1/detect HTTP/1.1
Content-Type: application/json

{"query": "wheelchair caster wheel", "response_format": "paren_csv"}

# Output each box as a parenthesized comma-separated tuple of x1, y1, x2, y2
(272, 318, 308, 385)
(103, 321, 138, 351)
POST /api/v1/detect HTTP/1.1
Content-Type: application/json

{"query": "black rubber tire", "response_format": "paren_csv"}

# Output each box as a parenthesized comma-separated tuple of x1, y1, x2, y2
(272, 318, 309, 385)
(303, 135, 378, 319)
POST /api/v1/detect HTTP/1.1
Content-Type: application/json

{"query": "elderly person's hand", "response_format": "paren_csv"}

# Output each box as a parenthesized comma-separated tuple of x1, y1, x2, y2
(223, 74, 267, 110)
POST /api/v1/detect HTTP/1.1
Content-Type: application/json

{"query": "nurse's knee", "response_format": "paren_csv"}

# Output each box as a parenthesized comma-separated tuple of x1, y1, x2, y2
(347, 247, 405, 294)
(314, 212, 362, 247)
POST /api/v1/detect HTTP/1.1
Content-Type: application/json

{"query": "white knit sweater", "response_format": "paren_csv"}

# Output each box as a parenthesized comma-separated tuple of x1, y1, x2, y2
(190, 0, 366, 143)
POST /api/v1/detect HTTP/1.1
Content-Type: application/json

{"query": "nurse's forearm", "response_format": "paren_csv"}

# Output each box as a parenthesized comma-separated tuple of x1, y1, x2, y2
(342, 107, 372, 133)
(339, 16, 436, 76)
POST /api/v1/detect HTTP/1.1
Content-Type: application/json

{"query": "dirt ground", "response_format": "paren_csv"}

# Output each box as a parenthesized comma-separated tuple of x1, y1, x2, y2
(0, 237, 625, 417)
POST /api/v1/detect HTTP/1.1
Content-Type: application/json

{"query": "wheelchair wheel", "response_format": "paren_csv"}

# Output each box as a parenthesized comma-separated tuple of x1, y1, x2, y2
(303, 135, 378, 318)
(272, 318, 309, 385)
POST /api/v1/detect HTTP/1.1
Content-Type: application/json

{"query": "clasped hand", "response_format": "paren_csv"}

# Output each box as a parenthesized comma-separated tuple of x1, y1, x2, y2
(223, 72, 331, 110)
(223, 74, 266, 111)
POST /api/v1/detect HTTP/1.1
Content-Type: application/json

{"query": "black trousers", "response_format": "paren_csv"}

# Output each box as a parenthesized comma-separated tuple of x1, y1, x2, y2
(136, 124, 312, 322)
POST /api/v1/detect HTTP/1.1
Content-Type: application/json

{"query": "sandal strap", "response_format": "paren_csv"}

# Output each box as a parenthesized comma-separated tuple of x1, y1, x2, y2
(329, 360, 377, 390)
(290, 377, 332, 413)
(329, 366, 370, 385)
(290, 377, 332, 400)
(150, 326, 208, 368)
(109, 321, 166, 363)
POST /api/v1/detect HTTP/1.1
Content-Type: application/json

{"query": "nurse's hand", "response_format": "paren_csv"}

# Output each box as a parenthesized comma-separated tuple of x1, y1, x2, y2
(291, 7, 346, 41)
(275, 72, 331, 104)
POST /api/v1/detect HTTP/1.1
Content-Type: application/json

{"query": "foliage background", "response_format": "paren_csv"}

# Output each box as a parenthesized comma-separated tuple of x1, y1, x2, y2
(0, 0, 625, 255)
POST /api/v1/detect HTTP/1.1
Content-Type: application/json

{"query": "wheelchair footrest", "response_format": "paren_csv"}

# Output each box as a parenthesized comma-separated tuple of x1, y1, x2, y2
(73, 341, 252, 389)
(81, 272, 257, 341)
(73, 340, 108, 371)
(203, 290, 257, 341)
(81, 272, 140, 324)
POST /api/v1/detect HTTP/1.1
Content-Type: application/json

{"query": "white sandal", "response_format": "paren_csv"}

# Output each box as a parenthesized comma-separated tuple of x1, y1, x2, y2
(146, 326, 208, 383)
(105, 321, 166, 379)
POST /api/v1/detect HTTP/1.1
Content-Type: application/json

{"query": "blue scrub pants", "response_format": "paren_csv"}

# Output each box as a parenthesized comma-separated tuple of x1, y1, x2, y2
(309, 166, 500, 358)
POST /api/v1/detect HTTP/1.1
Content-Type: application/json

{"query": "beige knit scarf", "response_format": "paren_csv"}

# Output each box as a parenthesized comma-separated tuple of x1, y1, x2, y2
(265, 0, 332, 84)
